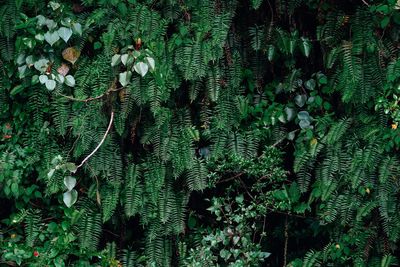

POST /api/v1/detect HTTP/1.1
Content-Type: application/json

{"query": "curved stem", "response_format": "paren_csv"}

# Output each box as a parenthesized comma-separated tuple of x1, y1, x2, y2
(73, 111, 114, 173)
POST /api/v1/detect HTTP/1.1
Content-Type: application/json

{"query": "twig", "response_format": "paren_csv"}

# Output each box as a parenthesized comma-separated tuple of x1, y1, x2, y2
(239, 178, 255, 201)
(58, 86, 123, 103)
(73, 111, 114, 173)
(216, 172, 244, 184)
(361, 0, 370, 6)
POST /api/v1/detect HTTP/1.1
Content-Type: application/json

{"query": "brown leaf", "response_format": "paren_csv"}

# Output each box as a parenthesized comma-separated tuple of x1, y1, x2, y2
(57, 63, 70, 76)
(62, 47, 81, 65)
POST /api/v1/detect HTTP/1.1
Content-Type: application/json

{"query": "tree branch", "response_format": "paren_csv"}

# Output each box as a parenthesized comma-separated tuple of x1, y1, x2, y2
(58, 86, 123, 103)
(73, 111, 114, 173)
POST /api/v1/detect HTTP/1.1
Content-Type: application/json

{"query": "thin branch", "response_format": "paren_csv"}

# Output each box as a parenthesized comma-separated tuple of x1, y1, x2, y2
(216, 172, 244, 184)
(361, 0, 370, 6)
(58, 86, 123, 103)
(73, 111, 114, 173)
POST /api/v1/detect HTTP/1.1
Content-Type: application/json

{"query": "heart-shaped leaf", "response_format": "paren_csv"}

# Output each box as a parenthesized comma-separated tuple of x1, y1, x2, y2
(119, 71, 132, 87)
(45, 19, 57, 30)
(145, 57, 155, 71)
(287, 131, 296, 140)
(133, 62, 149, 77)
(299, 119, 311, 129)
(71, 22, 82, 35)
(305, 79, 316, 90)
(44, 31, 60, 46)
(64, 176, 77, 191)
(111, 54, 121, 66)
(45, 79, 56, 90)
(295, 94, 307, 107)
(36, 15, 46, 26)
(121, 54, 129, 65)
(62, 47, 80, 64)
(58, 27, 73, 43)
(63, 189, 78, 207)
(18, 65, 27, 78)
(63, 162, 77, 172)
(55, 74, 65, 84)
(34, 59, 50, 72)
(297, 111, 311, 121)
(49, 1, 61, 10)
(285, 107, 296, 121)
(57, 63, 70, 76)
(65, 75, 75, 87)
(25, 55, 34, 65)
(39, 75, 48, 84)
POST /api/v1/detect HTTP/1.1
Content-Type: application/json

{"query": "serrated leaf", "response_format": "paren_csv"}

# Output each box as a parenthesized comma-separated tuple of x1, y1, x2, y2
(45, 79, 56, 90)
(133, 62, 149, 77)
(63, 189, 78, 207)
(39, 75, 48, 84)
(111, 54, 121, 66)
(64, 176, 77, 191)
(44, 31, 60, 46)
(57, 27, 73, 43)
(119, 71, 132, 87)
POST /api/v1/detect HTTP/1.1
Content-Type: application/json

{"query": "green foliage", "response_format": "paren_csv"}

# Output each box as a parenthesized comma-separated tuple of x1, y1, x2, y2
(1, 0, 400, 266)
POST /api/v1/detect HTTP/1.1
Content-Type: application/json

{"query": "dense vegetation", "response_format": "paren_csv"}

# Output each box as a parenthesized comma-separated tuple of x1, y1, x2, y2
(1, 0, 400, 266)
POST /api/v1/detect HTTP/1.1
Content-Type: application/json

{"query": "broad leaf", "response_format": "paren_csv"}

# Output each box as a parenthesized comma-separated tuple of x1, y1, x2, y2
(63, 189, 78, 207)
(34, 59, 49, 72)
(71, 22, 82, 35)
(58, 27, 73, 43)
(39, 75, 48, 84)
(111, 54, 121, 66)
(119, 71, 132, 86)
(65, 75, 75, 87)
(44, 31, 60, 46)
(145, 57, 155, 70)
(64, 176, 77, 191)
(45, 79, 56, 90)
(133, 62, 149, 77)
(295, 94, 307, 107)
(62, 47, 80, 64)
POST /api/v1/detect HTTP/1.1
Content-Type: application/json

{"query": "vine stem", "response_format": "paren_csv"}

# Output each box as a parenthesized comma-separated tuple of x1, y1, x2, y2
(73, 111, 114, 173)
